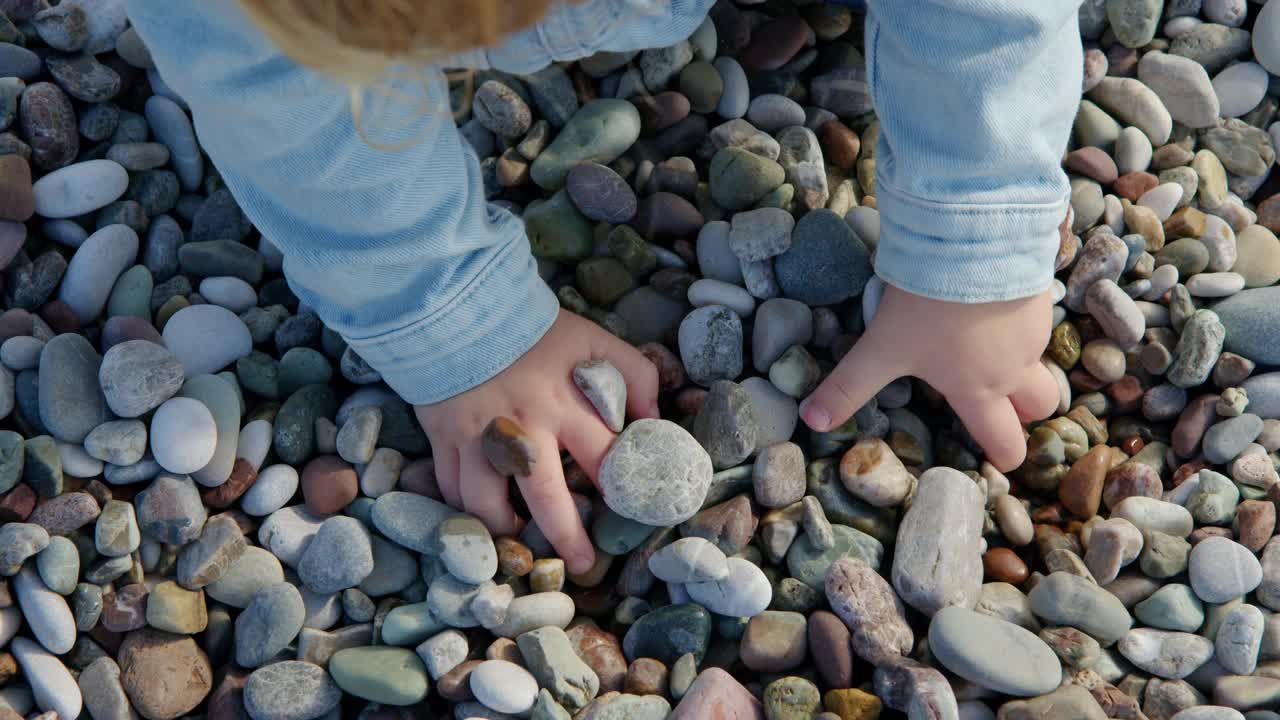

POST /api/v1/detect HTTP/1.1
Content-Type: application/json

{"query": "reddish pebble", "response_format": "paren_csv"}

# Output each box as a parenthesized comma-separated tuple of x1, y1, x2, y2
(638, 343, 684, 391)
(0, 485, 35, 522)
(39, 300, 79, 334)
(1113, 171, 1159, 201)
(1172, 459, 1209, 491)
(100, 316, 163, 351)
(0, 156, 34, 222)
(1059, 445, 1110, 519)
(101, 584, 149, 632)
(0, 310, 32, 344)
(27, 492, 99, 535)
(675, 387, 707, 417)
(300, 455, 358, 515)
(1121, 436, 1144, 456)
(738, 16, 811, 71)
(819, 121, 860, 169)
(1189, 526, 1233, 544)
(1068, 368, 1109, 393)
(436, 659, 481, 702)
(669, 667, 763, 719)
(495, 537, 533, 577)
(1102, 461, 1162, 510)
(624, 657, 669, 697)
(633, 91, 692, 135)
(807, 610, 853, 689)
(983, 547, 1029, 584)
(207, 667, 250, 720)
(398, 458, 440, 499)
(1258, 193, 1280, 233)
(1235, 500, 1276, 553)
(1065, 147, 1119, 184)
(1107, 376, 1144, 414)
(1172, 394, 1220, 458)
(201, 458, 256, 510)
(1031, 504, 1067, 525)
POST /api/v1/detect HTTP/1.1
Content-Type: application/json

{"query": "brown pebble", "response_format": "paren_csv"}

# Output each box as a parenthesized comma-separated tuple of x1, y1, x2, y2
(1065, 147, 1118, 184)
(1059, 445, 1110, 519)
(1121, 436, 1144, 456)
(819, 120, 860, 170)
(0, 156, 34, 222)
(738, 16, 810, 71)
(1164, 206, 1207, 239)
(436, 659, 482, 702)
(206, 666, 249, 720)
(481, 417, 536, 476)
(1173, 459, 1208, 490)
(1107, 376, 1144, 414)
(39, 300, 79, 334)
(300, 455, 357, 515)
(675, 387, 706, 417)
(1189, 526, 1233, 544)
(806, 610, 853, 690)
(486, 637, 523, 664)
(1069, 368, 1109, 393)
(680, 495, 756, 555)
(567, 551, 613, 588)
(1234, 499, 1276, 553)
(633, 91, 691, 135)
(0, 310, 32, 345)
(101, 584, 149, 633)
(200, 459, 256, 510)
(1031, 504, 1067, 525)
(1173, 394, 1220, 458)
(1259, 193, 1280, 233)
(624, 657, 669, 697)
(1102, 461, 1162, 510)
(118, 628, 213, 720)
(1113, 171, 1159, 202)
(398, 458, 440, 499)
(495, 537, 533, 577)
(0, 652, 15, 685)
(0, 484, 35, 522)
(637, 342, 684, 391)
(983, 547, 1030, 585)
(530, 558, 566, 593)
(27, 492, 100, 535)
(566, 621, 627, 693)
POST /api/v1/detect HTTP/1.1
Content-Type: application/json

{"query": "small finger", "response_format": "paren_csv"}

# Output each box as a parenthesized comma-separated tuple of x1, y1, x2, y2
(1009, 362, 1061, 424)
(459, 443, 520, 535)
(516, 430, 595, 573)
(559, 408, 617, 484)
(431, 438, 462, 509)
(950, 392, 1027, 472)
(590, 324, 660, 420)
(800, 338, 896, 432)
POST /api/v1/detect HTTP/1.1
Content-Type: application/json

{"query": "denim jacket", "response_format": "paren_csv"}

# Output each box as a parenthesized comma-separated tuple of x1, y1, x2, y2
(124, 0, 1081, 405)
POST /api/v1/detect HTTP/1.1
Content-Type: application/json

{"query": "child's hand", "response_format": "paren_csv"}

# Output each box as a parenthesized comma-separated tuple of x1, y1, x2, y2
(415, 310, 659, 573)
(800, 284, 1059, 472)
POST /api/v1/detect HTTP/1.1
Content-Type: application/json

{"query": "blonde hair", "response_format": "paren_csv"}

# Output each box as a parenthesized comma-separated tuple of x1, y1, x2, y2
(237, 0, 556, 83)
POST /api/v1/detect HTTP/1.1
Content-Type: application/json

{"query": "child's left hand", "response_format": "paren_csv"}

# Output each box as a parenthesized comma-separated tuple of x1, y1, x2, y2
(415, 310, 659, 574)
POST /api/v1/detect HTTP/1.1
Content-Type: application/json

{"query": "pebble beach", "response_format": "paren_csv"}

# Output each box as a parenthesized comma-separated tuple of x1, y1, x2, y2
(5, 0, 1280, 719)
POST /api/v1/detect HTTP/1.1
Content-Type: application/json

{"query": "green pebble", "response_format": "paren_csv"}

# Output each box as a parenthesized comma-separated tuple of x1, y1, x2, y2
(525, 189, 594, 261)
(1187, 469, 1239, 526)
(531, 689, 573, 720)
(1134, 583, 1204, 632)
(770, 577, 823, 613)
(754, 183, 795, 211)
(608, 225, 658, 277)
(237, 352, 280, 400)
(0, 431, 24, 494)
(380, 601, 446, 647)
(787, 523, 885, 590)
(1139, 530, 1191, 579)
(669, 653, 697, 700)
(716, 614, 749, 641)
(709, 147, 786, 211)
(345, 497, 376, 529)
(530, 99, 641, 189)
(22, 435, 62, 498)
(576, 257, 636, 307)
(1155, 237, 1211, 277)
(328, 646, 430, 706)
(126, 170, 180, 216)
(277, 347, 333, 398)
(679, 61, 723, 114)
(216, 371, 246, 415)
(763, 676, 822, 720)
(623, 603, 712, 664)
(273, 384, 338, 465)
(768, 346, 820, 398)
(36, 536, 79, 595)
(557, 285, 590, 314)
(106, 265, 154, 320)
(591, 508, 656, 555)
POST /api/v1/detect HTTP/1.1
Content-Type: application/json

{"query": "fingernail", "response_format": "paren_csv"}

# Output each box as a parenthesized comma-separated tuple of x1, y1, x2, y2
(572, 552, 595, 575)
(800, 399, 830, 432)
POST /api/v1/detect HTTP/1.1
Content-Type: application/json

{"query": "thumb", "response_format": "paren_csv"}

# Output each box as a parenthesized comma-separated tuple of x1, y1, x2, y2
(800, 336, 897, 433)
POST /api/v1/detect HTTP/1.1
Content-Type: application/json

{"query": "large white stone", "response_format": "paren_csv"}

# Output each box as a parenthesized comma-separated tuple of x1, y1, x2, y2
(31, 160, 129, 219)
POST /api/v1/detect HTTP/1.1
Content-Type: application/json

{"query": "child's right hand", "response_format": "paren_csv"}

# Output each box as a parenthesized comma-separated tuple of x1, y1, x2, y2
(414, 310, 658, 574)
(800, 283, 1060, 472)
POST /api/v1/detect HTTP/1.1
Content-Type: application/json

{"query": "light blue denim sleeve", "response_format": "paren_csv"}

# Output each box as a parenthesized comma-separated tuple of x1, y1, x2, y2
(123, 0, 710, 405)
(866, 0, 1082, 303)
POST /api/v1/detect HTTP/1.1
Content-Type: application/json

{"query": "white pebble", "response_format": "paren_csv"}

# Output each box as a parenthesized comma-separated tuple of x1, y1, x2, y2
(162, 304, 253, 377)
(237, 419, 273, 471)
(14, 567, 75, 655)
(469, 660, 539, 716)
(686, 556, 772, 617)
(150, 397, 218, 474)
(241, 465, 299, 517)
(58, 224, 139, 324)
(199, 276, 258, 313)
(1186, 272, 1246, 298)
(1137, 183, 1183, 222)
(11, 637, 80, 720)
(1214, 62, 1269, 118)
(31, 160, 129, 219)
(56, 441, 103, 478)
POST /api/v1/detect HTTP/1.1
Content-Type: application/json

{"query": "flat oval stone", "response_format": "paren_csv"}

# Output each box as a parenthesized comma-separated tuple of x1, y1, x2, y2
(234, 582, 305, 668)
(206, 545, 284, 609)
(31, 159, 127, 218)
(1027, 572, 1133, 645)
(180, 373, 240, 487)
(469, 660, 539, 716)
(15, 564, 75, 654)
(20, 82, 78, 171)
(57, 224, 138, 324)
(928, 606, 1062, 696)
(150, 397, 217, 474)
(12, 636, 80, 720)
(530, 99, 641, 189)
(162, 304, 252, 377)
(242, 464, 298, 516)
(328, 647, 430, 705)
(38, 333, 110, 443)
(243, 660, 342, 720)
(371, 491, 455, 554)
(775, 208, 871, 306)
(599, 418, 713, 526)
(434, 515, 497, 585)
(565, 162, 636, 224)
(1189, 536, 1262, 603)
(144, 95, 203, 191)
(893, 467, 985, 615)
(1118, 628, 1213, 679)
(623, 603, 712, 664)
(678, 305, 743, 387)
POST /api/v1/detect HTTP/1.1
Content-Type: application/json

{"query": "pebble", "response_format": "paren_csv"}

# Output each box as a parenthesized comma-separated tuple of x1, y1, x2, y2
(1137, 51, 1219, 128)
(150, 397, 217, 474)
(243, 661, 343, 720)
(892, 467, 984, 615)
(572, 360, 626, 433)
(1027, 572, 1133, 645)
(531, 100, 641, 189)
(1216, 602, 1263, 674)
(235, 582, 304, 668)
(775, 208, 870, 306)
(470, 660, 539, 716)
(328, 646, 430, 706)
(678, 304, 743, 386)
(599, 419, 712, 526)
(298, 516, 373, 594)
(162, 304, 253, 376)
(929, 606, 1062, 696)
(1189, 536, 1261, 603)
(144, 95, 203, 191)
(12, 637, 79, 720)
(686, 556, 772, 617)
(1119, 628, 1214, 679)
